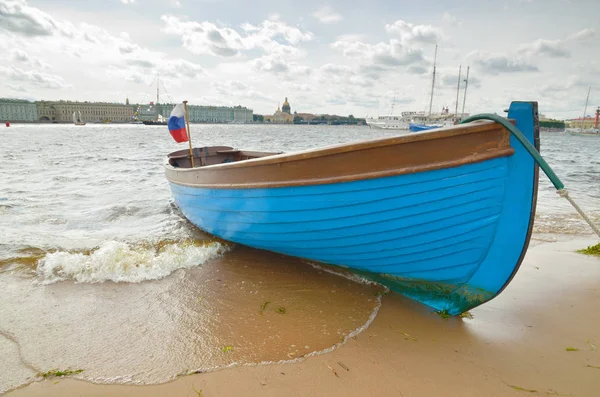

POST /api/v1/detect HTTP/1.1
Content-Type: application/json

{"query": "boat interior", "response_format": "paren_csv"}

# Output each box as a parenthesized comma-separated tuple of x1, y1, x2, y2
(168, 146, 281, 168)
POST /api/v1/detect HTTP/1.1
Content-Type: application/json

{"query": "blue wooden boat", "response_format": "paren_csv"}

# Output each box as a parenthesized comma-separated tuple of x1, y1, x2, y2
(165, 101, 540, 315)
(409, 123, 442, 132)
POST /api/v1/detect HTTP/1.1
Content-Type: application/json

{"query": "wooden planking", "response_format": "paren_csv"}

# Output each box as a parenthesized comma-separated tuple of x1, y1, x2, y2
(166, 121, 513, 188)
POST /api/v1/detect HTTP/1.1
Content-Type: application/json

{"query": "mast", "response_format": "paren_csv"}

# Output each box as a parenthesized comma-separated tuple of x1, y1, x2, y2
(428, 44, 438, 116)
(156, 74, 160, 121)
(581, 86, 591, 129)
(461, 66, 470, 116)
(454, 65, 462, 116)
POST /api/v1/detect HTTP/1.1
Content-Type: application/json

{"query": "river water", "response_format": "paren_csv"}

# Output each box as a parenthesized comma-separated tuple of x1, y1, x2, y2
(0, 123, 598, 393)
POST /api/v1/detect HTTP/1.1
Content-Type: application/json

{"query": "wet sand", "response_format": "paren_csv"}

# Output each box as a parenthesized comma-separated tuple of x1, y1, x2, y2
(6, 236, 600, 397)
(0, 244, 383, 392)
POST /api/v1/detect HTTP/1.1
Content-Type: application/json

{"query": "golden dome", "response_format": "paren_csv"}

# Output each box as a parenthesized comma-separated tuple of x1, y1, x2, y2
(282, 97, 291, 114)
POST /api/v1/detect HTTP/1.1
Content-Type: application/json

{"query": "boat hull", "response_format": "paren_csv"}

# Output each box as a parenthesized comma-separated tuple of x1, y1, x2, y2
(566, 129, 599, 136)
(165, 102, 539, 315)
(143, 120, 168, 126)
(366, 118, 409, 130)
(409, 123, 441, 132)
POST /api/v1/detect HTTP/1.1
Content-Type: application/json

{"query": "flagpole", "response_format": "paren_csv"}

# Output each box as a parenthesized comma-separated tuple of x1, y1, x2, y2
(183, 100, 194, 168)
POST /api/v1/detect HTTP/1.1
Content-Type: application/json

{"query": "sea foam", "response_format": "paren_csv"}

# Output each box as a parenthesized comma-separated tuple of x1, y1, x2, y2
(36, 240, 228, 284)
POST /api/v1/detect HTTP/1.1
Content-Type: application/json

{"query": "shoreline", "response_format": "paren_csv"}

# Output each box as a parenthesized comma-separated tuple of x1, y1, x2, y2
(5, 235, 600, 397)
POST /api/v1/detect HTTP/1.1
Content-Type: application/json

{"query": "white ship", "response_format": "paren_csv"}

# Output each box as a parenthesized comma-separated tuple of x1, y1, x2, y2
(365, 110, 420, 130)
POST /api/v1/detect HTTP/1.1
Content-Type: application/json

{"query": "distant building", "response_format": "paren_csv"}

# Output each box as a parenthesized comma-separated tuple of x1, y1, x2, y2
(0, 98, 37, 122)
(3, 97, 253, 124)
(37, 101, 57, 122)
(263, 97, 294, 123)
(566, 115, 598, 129)
(295, 112, 316, 122)
(36, 100, 134, 123)
(137, 103, 253, 123)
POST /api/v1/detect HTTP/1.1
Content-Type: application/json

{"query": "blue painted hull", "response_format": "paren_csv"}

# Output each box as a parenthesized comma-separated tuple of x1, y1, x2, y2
(167, 103, 538, 315)
(409, 123, 441, 132)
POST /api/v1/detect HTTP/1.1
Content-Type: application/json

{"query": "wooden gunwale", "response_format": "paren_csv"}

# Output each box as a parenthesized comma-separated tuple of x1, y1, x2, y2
(165, 121, 514, 189)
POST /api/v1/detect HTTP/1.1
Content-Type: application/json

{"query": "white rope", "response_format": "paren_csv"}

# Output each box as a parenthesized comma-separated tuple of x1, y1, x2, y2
(557, 189, 600, 238)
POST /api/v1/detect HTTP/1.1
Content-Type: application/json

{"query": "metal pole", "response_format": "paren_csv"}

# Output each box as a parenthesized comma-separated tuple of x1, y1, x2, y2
(582, 86, 591, 129)
(454, 65, 462, 117)
(183, 100, 194, 168)
(461, 66, 470, 116)
(428, 44, 437, 116)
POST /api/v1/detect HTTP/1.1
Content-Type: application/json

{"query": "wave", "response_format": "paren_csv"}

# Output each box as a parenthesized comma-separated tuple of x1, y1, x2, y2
(35, 239, 229, 284)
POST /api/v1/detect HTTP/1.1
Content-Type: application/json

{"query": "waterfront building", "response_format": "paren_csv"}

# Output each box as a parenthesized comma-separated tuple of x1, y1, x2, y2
(3, 97, 253, 124)
(566, 115, 598, 129)
(137, 103, 253, 123)
(36, 101, 57, 122)
(36, 100, 134, 123)
(0, 98, 37, 122)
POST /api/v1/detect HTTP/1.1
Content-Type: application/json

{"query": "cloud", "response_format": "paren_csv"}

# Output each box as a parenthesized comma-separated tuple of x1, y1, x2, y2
(162, 16, 245, 57)
(5, 83, 29, 92)
(162, 15, 313, 58)
(120, 0, 135, 4)
(330, 38, 371, 58)
(312, 6, 343, 24)
(214, 80, 271, 101)
(1, 65, 70, 89)
(0, 2, 208, 90)
(125, 59, 155, 68)
(519, 28, 596, 58)
(251, 55, 290, 74)
(568, 28, 595, 41)
(332, 37, 425, 70)
(384, 20, 443, 45)
(318, 63, 375, 88)
(320, 63, 353, 76)
(0, 0, 210, 95)
(330, 20, 440, 80)
(240, 19, 313, 56)
(108, 57, 207, 88)
(9, 48, 50, 68)
(284, 82, 313, 92)
(408, 65, 428, 74)
(470, 52, 539, 74)
(160, 59, 207, 79)
(441, 12, 461, 26)
(324, 90, 381, 109)
(249, 55, 312, 79)
(440, 70, 481, 88)
(521, 38, 570, 58)
(0, 0, 62, 37)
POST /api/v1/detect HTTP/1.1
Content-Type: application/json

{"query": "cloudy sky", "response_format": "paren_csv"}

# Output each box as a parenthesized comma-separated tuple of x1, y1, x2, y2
(0, 0, 598, 119)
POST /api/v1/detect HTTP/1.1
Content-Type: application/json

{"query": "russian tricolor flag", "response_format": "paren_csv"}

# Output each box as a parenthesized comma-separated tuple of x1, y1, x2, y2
(168, 103, 189, 143)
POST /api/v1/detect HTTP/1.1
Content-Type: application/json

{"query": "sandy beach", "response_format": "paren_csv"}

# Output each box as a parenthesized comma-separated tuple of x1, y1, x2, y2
(6, 235, 599, 397)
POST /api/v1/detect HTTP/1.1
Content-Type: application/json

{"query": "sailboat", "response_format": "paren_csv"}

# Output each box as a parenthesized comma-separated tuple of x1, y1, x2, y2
(409, 46, 467, 132)
(72, 111, 85, 126)
(567, 87, 599, 136)
(143, 74, 168, 126)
